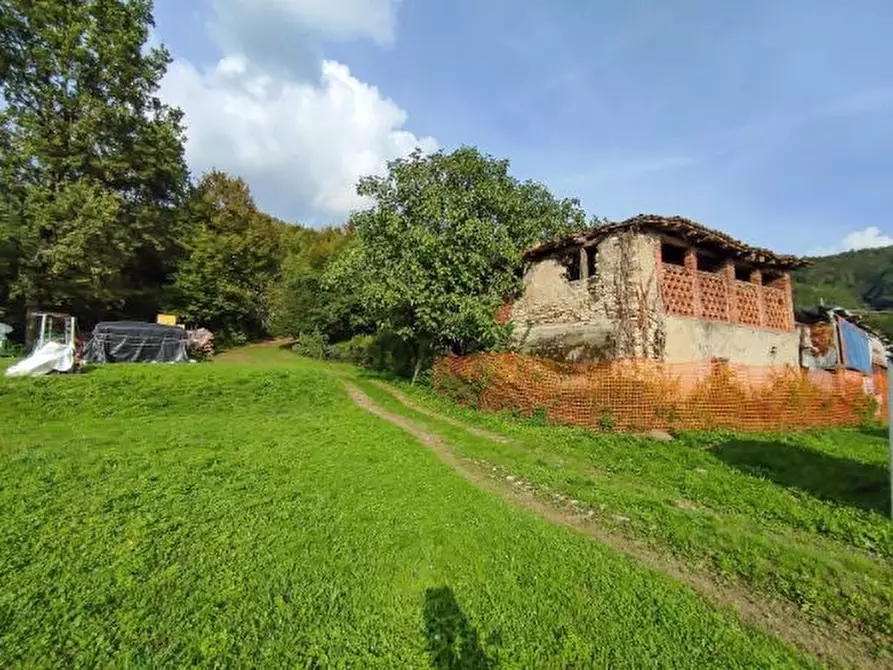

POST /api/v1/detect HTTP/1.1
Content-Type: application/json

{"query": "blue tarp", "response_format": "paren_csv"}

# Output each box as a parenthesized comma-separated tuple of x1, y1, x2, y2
(837, 316, 872, 373)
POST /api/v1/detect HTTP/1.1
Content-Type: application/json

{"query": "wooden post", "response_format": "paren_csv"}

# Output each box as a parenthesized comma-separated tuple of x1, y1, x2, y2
(685, 248, 700, 317)
(579, 247, 588, 280)
(750, 269, 765, 327)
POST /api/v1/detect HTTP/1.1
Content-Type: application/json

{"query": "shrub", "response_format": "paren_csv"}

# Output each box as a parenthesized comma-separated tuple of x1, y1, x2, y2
(328, 334, 375, 366)
(0, 342, 25, 358)
(291, 332, 329, 360)
(361, 331, 421, 378)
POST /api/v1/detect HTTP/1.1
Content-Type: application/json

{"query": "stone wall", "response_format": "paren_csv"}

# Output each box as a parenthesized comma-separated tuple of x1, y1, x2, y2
(663, 316, 800, 366)
(511, 232, 666, 362)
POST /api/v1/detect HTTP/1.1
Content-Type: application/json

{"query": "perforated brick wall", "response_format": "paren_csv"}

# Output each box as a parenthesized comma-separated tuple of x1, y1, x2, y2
(763, 286, 790, 330)
(659, 264, 794, 332)
(698, 272, 729, 322)
(735, 282, 762, 327)
(660, 264, 696, 317)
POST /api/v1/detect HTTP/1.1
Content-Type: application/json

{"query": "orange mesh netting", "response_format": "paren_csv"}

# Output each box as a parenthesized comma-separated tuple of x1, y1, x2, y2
(433, 353, 887, 433)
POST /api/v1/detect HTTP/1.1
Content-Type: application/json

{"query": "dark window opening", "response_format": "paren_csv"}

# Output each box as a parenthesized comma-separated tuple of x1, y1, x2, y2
(661, 242, 687, 266)
(566, 250, 581, 282)
(763, 270, 784, 287)
(585, 246, 597, 278)
(735, 265, 751, 282)
(698, 253, 725, 273)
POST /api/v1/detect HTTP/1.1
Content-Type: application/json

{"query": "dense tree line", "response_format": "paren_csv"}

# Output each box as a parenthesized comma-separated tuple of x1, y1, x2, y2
(0, 0, 587, 372)
(793, 247, 893, 340)
(1, 0, 188, 328)
(793, 246, 893, 312)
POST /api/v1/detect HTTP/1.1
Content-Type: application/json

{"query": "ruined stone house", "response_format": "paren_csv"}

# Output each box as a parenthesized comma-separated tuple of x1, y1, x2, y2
(507, 214, 807, 365)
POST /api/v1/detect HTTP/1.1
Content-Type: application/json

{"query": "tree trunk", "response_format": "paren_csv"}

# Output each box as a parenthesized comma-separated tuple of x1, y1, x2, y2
(411, 357, 422, 385)
(411, 340, 427, 385)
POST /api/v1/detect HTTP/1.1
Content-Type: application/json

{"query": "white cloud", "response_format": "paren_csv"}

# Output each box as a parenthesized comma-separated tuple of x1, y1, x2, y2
(155, 0, 433, 222)
(161, 54, 436, 221)
(841, 226, 893, 251)
(808, 226, 893, 256)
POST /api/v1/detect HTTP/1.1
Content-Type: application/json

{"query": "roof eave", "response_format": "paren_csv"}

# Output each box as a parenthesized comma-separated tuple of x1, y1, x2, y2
(523, 214, 807, 269)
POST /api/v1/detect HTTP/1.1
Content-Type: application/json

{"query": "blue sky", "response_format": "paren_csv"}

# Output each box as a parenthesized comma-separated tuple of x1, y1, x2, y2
(152, 0, 893, 255)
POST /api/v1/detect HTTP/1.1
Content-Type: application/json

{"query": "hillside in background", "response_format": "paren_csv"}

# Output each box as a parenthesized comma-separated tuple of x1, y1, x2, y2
(792, 245, 893, 338)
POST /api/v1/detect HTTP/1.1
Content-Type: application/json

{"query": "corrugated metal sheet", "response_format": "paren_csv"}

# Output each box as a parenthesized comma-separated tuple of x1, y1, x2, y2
(837, 316, 872, 374)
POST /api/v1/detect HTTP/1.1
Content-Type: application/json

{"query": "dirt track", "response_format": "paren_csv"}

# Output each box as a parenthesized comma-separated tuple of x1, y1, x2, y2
(345, 380, 883, 670)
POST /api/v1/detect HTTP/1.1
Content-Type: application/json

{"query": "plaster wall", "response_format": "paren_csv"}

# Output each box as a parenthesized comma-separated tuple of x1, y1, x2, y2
(511, 233, 665, 362)
(663, 316, 800, 366)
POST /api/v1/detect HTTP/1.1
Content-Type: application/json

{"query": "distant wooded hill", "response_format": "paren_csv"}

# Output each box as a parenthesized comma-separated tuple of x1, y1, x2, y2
(792, 245, 893, 338)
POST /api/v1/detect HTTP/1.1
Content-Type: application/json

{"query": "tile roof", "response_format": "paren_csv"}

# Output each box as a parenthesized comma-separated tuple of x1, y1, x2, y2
(525, 214, 808, 269)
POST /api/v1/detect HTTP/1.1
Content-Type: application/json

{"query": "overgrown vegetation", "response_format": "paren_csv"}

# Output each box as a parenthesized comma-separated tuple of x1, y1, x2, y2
(0, 351, 808, 666)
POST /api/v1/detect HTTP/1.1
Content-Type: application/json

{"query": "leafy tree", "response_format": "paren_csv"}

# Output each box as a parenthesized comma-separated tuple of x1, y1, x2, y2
(267, 225, 365, 342)
(0, 197, 19, 308)
(0, 0, 188, 322)
(332, 146, 587, 379)
(862, 267, 893, 310)
(171, 171, 283, 343)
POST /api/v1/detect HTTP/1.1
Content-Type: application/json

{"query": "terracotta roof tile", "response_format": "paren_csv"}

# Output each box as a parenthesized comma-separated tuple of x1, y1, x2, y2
(525, 213, 808, 270)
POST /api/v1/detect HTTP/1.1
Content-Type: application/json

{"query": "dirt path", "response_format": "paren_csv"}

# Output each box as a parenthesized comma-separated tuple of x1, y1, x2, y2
(344, 381, 883, 670)
(369, 380, 511, 443)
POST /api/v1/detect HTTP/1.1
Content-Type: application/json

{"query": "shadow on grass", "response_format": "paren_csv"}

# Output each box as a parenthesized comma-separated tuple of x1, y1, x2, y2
(859, 424, 888, 440)
(713, 440, 889, 514)
(423, 587, 495, 669)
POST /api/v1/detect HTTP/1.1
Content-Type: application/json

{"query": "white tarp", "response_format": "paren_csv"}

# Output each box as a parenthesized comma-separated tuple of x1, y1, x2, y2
(4, 341, 74, 377)
(0, 322, 11, 351)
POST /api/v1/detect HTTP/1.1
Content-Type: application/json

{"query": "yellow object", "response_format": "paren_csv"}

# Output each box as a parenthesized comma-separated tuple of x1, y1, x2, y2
(156, 313, 177, 326)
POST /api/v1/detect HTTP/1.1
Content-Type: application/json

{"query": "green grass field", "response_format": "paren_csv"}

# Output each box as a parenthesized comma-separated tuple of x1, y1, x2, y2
(350, 371, 893, 661)
(0, 346, 888, 666)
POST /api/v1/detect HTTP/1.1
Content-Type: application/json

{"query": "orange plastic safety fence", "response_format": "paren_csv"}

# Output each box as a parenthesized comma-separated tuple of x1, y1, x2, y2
(433, 353, 886, 433)
(873, 367, 889, 423)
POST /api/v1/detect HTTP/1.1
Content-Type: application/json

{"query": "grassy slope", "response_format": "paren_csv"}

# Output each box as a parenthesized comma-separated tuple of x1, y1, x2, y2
(792, 245, 893, 339)
(352, 375, 893, 652)
(0, 358, 806, 667)
(792, 245, 893, 311)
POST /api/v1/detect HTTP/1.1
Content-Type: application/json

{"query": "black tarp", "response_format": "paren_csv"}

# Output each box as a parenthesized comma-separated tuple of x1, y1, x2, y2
(83, 321, 189, 364)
